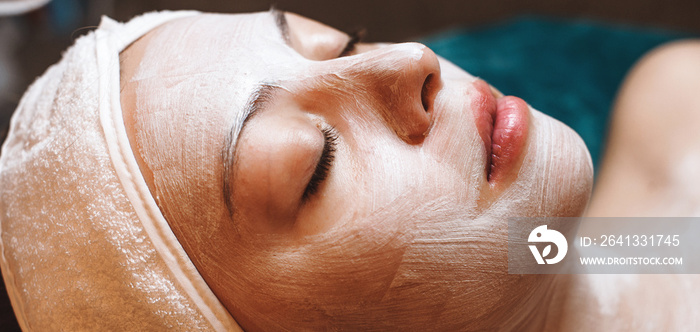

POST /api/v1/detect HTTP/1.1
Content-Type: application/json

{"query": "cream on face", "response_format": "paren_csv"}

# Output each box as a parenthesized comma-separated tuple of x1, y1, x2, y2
(120, 10, 593, 330)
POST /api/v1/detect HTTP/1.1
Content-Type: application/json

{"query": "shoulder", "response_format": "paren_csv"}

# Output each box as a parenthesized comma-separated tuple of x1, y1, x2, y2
(588, 39, 700, 217)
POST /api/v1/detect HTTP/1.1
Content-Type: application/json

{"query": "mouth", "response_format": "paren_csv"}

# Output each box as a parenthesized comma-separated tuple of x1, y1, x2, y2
(471, 79, 530, 184)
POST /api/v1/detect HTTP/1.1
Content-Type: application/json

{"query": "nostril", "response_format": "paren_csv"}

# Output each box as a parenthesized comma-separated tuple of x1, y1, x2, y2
(421, 73, 435, 112)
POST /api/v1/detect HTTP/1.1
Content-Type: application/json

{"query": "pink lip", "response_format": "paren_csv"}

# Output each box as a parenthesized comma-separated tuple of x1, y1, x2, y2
(471, 80, 529, 183)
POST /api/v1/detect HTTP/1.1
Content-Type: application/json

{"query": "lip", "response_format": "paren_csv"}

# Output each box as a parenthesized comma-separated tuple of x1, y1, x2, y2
(471, 79, 530, 183)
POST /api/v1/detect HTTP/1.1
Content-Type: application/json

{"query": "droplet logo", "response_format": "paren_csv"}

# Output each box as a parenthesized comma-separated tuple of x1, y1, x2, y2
(528, 225, 568, 264)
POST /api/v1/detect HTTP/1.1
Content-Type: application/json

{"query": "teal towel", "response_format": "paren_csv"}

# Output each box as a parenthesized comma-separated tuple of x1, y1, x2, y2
(423, 17, 691, 171)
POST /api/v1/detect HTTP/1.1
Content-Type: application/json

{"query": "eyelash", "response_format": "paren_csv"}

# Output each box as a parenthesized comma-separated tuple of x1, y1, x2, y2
(339, 29, 365, 57)
(302, 126, 338, 201)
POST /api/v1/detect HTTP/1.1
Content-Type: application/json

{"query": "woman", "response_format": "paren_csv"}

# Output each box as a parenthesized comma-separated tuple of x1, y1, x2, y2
(0, 9, 694, 331)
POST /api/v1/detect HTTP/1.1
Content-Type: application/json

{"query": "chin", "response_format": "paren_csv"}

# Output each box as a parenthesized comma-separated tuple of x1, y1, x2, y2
(521, 108, 594, 218)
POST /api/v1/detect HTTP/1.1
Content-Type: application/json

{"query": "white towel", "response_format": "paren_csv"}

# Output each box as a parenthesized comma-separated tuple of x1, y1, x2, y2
(0, 11, 241, 331)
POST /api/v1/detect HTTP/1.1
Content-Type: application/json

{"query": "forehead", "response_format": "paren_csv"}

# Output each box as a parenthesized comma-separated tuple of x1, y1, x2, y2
(149, 11, 284, 56)
(131, 11, 294, 99)
(125, 11, 302, 132)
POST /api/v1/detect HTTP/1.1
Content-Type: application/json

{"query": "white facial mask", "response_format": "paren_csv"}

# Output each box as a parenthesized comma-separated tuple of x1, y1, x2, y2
(119, 12, 594, 330)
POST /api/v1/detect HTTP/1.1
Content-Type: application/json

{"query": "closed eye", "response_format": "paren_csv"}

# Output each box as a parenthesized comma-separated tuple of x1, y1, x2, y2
(302, 126, 338, 202)
(339, 29, 365, 57)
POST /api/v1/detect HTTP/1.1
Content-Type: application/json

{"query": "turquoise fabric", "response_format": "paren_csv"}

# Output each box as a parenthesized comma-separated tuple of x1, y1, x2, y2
(422, 17, 692, 171)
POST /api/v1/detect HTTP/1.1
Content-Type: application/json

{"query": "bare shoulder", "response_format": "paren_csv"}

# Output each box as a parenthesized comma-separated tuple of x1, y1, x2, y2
(587, 40, 700, 217)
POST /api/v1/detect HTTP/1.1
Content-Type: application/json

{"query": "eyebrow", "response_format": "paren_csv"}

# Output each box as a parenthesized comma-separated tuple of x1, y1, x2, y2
(222, 83, 279, 218)
(271, 7, 291, 45)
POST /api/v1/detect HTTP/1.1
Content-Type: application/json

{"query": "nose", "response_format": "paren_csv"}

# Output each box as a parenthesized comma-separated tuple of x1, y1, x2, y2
(339, 43, 441, 143)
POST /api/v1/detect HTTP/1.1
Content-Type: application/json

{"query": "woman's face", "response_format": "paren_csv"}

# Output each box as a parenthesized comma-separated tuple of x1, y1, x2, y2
(120, 11, 593, 330)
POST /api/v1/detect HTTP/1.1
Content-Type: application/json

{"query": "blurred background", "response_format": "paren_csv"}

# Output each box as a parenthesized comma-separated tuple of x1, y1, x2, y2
(0, 0, 699, 330)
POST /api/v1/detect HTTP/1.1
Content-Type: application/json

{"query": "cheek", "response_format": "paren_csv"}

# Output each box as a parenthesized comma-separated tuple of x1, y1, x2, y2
(334, 89, 488, 221)
(347, 135, 473, 219)
(229, 197, 545, 329)
(386, 215, 525, 326)
(226, 206, 416, 329)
